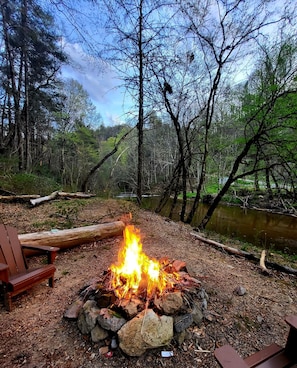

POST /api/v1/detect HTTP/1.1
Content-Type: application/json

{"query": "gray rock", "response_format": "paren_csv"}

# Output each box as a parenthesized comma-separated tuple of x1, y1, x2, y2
(235, 285, 246, 296)
(201, 298, 208, 310)
(90, 325, 109, 342)
(175, 330, 186, 345)
(154, 291, 184, 315)
(197, 288, 209, 300)
(174, 313, 193, 333)
(190, 302, 204, 325)
(77, 300, 100, 334)
(77, 311, 89, 334)
(63, 299, 84, 320)
(97, 308, 127, 332)
(118, 309, 173, 357)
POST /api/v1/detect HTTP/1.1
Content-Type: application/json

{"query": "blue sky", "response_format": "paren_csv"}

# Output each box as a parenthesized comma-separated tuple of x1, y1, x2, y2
(61, 40, 129, 126)
(54, 0, 295, 126)
(50, 0, 131, 127)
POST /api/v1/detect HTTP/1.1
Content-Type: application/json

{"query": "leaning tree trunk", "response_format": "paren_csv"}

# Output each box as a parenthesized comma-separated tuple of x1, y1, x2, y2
(80, 129, 131, 192)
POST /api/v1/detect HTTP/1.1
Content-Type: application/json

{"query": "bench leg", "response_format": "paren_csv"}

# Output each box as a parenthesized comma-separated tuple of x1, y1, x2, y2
(48, 276, 54, 288)
(4, 289, 12, 312)
(285, 326, 297, 362)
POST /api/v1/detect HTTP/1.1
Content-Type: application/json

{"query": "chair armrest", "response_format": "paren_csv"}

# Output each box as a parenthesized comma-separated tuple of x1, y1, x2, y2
(285, 315, 297, 330)
(22, 244, 60, 264)
(0, 263, 9, 283)
(214, 345, 249, 368)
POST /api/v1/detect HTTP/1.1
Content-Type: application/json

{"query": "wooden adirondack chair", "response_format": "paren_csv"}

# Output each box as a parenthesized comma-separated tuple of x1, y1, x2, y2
(0, 224, 59, 311)
(214, 315, 297, 368)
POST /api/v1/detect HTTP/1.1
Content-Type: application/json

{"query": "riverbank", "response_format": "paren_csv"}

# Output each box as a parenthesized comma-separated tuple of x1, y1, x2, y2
(0, 198, 296, 368)
(141, 195, 297, 264)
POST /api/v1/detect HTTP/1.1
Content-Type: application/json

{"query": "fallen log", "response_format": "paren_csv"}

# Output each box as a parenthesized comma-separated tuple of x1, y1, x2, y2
(57, 191, 96, 199)
(0, 194, 40, 202)
(191, 232, 297, 276)
(30, 191, 95, 206)
(19, 221, 125, 256)
(30, 191, 59, 206)
(190, 232, 256, 259)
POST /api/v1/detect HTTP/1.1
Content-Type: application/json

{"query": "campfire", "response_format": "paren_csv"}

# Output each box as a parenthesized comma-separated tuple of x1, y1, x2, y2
(110, 225, 180, 300)
(64, 224, 207, 357)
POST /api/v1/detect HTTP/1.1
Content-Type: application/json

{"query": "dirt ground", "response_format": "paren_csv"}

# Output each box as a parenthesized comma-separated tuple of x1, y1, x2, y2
(0, 198, 296, 368)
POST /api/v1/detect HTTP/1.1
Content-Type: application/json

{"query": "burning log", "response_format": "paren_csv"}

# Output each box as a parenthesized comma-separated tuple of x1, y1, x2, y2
(19, 221, 125, 256)
(64, 262, 205, 356)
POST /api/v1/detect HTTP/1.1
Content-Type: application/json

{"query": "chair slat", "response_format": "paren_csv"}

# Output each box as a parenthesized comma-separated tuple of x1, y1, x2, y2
(214, 345, 249, 368)
(0, 224, 26, 275)
(214, 315, 297, 368)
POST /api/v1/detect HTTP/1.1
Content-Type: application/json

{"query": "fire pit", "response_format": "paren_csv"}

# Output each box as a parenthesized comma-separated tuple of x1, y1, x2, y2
(64, 225, 208, 357)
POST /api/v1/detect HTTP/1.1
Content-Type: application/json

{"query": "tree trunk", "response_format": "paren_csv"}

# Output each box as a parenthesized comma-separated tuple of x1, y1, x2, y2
(80, 129, 131, 192)
(136, 0, 144, 206)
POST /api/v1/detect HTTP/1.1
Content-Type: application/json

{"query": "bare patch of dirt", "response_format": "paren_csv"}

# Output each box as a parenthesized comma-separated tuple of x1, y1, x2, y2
(0, 198, 296, 368)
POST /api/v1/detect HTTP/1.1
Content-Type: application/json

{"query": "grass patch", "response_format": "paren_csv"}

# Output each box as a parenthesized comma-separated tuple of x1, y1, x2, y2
(32, 220, 59, 229)
(0, 173, 59, 195)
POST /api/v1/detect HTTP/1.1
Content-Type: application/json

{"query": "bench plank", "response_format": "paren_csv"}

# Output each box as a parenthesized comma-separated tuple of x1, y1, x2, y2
(244, 343, 283, 367)
(214, 315, 297, 368)
(214, 345, 249, 368)
(256, 351, 293, 368)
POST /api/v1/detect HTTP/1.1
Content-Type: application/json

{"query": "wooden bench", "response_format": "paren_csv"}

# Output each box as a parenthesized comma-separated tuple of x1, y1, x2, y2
(214, 315, 297, 368)
(0, 224, 59, 311)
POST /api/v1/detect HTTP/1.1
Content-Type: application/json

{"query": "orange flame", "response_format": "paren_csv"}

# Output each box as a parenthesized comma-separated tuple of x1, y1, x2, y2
(110, 225, 175, 299)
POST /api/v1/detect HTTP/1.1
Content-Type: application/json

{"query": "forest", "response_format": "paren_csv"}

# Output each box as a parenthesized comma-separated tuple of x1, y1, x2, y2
(1, 0, 297, 229)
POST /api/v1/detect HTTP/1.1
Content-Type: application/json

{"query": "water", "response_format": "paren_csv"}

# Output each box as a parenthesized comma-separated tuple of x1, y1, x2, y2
(141, 197, 297, 254)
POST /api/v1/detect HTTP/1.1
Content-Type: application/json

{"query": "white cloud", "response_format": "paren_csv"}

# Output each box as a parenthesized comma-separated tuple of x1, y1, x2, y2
(61, 40, 129, 126)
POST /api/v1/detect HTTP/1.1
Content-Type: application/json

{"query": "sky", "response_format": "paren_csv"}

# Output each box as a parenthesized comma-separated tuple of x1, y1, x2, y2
(54, 0, 296, 127)
(50, 1, 132, 127)
(61, 40, 129, 126)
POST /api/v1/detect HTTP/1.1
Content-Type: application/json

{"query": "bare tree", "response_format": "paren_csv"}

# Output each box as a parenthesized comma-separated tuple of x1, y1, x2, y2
(198, 36, 297, 229)
(99, 0, 175, 204)
(175, 0, 287, 224)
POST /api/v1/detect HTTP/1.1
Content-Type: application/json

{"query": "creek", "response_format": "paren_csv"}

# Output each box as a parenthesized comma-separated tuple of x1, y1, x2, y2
(140, 197, 297, 255)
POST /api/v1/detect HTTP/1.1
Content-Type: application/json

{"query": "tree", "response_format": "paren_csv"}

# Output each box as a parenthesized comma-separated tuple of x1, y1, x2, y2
(100, 0, 173, 204)
(0, 0, 66, 172)
(198, 37, 297, 229)
(80, 126, 133, 192)
(176, 0, 287, 224)
(51, 79, 101, 188)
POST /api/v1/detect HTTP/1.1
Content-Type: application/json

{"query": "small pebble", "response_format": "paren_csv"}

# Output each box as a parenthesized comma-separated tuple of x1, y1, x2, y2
(235, 285, 246, 296)
(257, 315, 263, 323)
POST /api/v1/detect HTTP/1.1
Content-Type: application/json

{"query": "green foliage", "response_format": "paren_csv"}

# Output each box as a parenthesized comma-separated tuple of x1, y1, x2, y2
(0, 0, 67, 171)
(0, 173, 59, 195)
(0, 155, 19, 174)
(203, 183, 219, 195)
(32, 220, 59, 229)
